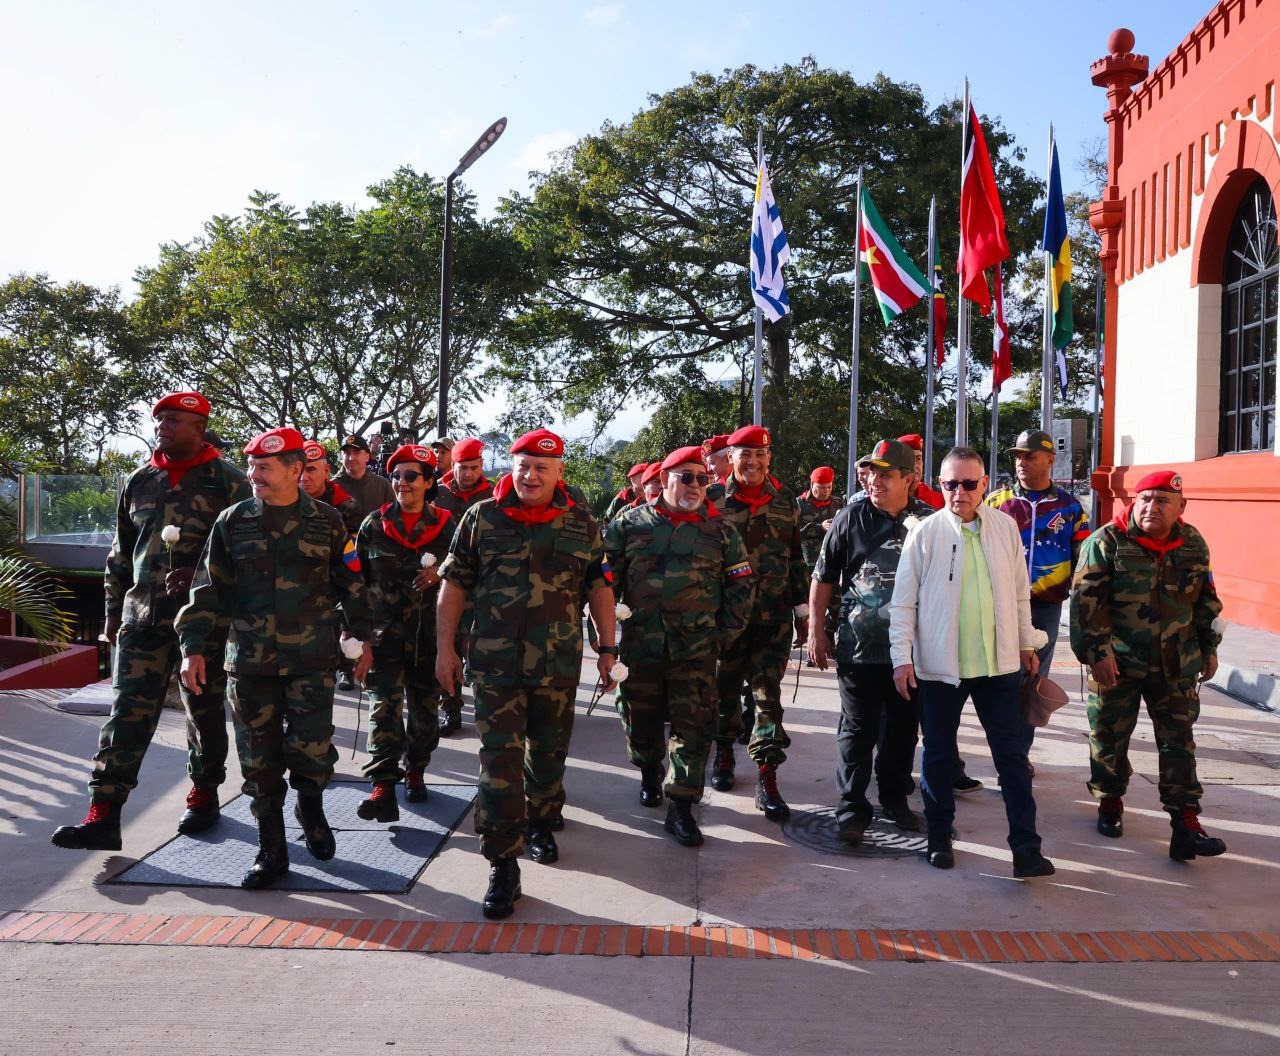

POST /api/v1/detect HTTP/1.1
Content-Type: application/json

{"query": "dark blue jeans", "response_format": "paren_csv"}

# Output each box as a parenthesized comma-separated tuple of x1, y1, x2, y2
(919, 671, 1041, 853)
(1024, 600, 1063, 753)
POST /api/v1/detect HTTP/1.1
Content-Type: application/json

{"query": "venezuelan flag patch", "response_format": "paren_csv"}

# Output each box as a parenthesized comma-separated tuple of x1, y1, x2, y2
(726, 560, 752, 579)
(598, 555, 614, 584)
(343, 537, 362, 575)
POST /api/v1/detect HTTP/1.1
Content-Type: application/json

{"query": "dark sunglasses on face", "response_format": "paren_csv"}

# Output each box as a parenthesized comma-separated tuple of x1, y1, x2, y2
(939, 478, 982, 492)
(674, 471, 712, 486)
(391, 471, 428, 483)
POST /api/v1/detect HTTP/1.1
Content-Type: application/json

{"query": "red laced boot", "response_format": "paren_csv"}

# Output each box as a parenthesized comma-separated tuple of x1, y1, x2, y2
(357, 781, 400, 823)
(178, 785, 221, 835)
(51, 800, 122, 851)
(1169, 807, 1226, 860)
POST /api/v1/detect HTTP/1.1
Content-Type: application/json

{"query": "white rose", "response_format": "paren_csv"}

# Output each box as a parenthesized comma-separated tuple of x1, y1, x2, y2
(1028, 628, 1049, 651)
(793, 603, 811, 619)
(610, 661, 629, 683)
(615, 602, 632, 621)
(903, 515, 921, 531)
(340, 637, 365, 660)
(161, 525, 181, 545)
(420, 552, 437, 568)
(1212, 616, 1227, 637)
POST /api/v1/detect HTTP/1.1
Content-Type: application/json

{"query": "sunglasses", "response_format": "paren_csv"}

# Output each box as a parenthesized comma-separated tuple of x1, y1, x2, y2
(390, 471, 429, 483)
(672, 471, 712, 486)
(939, 478, 982, 492)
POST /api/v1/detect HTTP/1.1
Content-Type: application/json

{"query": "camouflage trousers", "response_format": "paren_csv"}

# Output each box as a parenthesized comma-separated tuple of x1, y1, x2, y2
(362, 639, 440, 782)
(227, 671, 338, 818)
(472, 677, 576, 861)
(439, 629, 467, 723)
(1087, 674, 1204, 813)
(90, 623, 229, 804)
(615, 659, 717, 802)
(715, 618, 794, 766)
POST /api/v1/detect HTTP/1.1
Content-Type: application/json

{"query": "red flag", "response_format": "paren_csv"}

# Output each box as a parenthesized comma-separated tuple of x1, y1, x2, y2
(992, 262, 1011, 392)
(957, 102, 1010, 315)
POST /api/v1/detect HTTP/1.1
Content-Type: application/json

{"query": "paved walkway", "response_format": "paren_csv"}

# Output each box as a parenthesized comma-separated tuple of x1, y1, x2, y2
(3, 632, 1280, 1054)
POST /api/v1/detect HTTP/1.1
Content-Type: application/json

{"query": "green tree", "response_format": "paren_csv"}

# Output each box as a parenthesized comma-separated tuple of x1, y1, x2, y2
(132, 168, 532, 442)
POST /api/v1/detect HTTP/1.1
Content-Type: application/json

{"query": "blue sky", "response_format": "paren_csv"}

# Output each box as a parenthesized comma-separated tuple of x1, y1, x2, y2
(0, 0, 1210, 436)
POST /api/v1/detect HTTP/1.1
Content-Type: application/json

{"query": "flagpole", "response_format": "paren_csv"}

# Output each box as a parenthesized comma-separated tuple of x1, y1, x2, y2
(924, 196, 937, 483)
(845, 167, 865, 499)
(1090, 273, 1104, 528)
(955, 79, 970, 448)
(1041, 124, 1055, 432)
(753, 125, 764, 426)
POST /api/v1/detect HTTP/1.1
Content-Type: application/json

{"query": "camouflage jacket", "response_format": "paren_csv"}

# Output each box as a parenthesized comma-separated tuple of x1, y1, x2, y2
(603, 499, 753, 664)
(439, 480, 611, 687)
(434, 477, 493, 519)
(718, 475, 808, 622)
(106, 453, 251, 628)
(1070, 509, 1223, 682)
(797, 491, 841, 569)
(176, 492, 373, 676)
(357, 501, 456, 658)
(320, 480, 363, 535)
(602, 487, 637, 525)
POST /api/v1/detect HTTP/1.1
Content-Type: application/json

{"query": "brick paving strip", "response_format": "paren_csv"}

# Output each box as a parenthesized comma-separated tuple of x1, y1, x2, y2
(2, 910, 1279, 962)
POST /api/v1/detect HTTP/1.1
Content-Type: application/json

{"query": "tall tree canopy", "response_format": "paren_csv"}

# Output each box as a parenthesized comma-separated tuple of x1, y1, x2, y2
(132, 168, 532, 442)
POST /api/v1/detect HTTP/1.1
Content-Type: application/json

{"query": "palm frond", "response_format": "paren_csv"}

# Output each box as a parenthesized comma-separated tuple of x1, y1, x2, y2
(0, 554, 74, 648)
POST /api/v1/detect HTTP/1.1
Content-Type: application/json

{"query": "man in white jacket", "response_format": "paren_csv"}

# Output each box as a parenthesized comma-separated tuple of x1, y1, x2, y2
(889, 447, 1055, 878)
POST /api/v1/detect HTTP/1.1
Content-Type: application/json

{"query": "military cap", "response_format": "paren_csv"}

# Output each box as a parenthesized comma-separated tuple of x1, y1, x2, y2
(1007, 429, 1055, 455)
(452, 437, 484, 461)
(640, 462, 663, 486)
(809, 466, 835, 484)
(627, 461, 649, 480)
(660, 446, 706, 472)
(727, 424, 770, 448)
(897, 433, 924, 451)
(303, 440, 328, 463)
(861, 438, 915, 472)
(244, 427, 305, 458)
(340, 433, 371, 453)
(153, 391, 211, 418)
(386, 444, 438, 474)
(1133, 469, 1183, 494)
(510, 429, 564, 457)
(703, 434, 732, 455)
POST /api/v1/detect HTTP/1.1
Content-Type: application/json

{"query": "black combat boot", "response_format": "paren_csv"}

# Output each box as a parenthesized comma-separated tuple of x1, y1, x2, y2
(177, 785, 221, 835)
(639, 764, 664, 808)
(663, 799, 704, 847)
(754, 763, 790, 821)
(438, 707, 462, 737)
(242, 810, 290, 890)
(1097, 796, 1124, 838)
(357, 781, 400, 823)
(926, 834, 954, 869)
(294, 794, 336, 861)
(526, 820, 559, 864)
(1012, 847, 1057, 878)
(482, 858, 522, 919)
(51, 800, 122, 851)
(1169, 807, 1227, 860)
(709, 742, 736, 792)
(404, 767, 429, 803)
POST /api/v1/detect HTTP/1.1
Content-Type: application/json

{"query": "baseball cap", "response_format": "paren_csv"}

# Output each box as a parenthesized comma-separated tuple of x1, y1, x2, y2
(1007, 429, 1055, 455)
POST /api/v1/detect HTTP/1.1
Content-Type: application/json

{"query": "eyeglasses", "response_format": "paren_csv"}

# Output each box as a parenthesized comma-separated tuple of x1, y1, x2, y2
(673, 471, 711, 486)
(390, 471, 427, 483)
(939, 478, 982, 492)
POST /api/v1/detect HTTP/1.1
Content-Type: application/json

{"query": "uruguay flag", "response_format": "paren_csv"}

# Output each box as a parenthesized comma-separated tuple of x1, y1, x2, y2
(749, 157, 792, 322)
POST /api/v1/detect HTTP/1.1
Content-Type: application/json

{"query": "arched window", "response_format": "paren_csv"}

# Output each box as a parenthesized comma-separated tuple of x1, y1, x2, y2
(1220, 179, 1279, 454)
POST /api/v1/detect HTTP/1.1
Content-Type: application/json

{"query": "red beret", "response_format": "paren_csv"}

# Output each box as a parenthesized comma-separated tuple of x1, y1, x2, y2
(727, 425, 771, 449)
(640, 462, 663, 486)
(303, 440, 328, 463)
(703, 434, 732, 455)
(510, 429, 564, 457)
(897, 433, 924, 451)
(386, 444, 438, 474)
(660, 446, 707, 473)
(244, 427, 305, 458)
(1134, 470, 1183, 494)
(627, 462, 649, 480)
(809, 466, 835, 484)
(452, 437, 483, 462)
(152, 391, 211, 418)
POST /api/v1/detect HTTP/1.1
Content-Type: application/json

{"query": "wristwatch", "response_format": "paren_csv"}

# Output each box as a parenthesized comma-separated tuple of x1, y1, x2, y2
(597, 645, 618, 655)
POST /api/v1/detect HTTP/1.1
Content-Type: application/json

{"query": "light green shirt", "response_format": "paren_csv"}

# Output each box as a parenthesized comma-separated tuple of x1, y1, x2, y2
(957, 518, 999, 678)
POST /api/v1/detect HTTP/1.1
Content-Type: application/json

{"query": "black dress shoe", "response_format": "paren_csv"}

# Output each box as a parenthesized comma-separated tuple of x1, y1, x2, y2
(926, 835, 954, 869)
(294, 795, 336, 861)
(710, 742, 736, 792)
(526, 821, 559, 864)
(837, 812, 872, 846)
(754, 764, 790, 822)
(1169, 809, 1227, 860)
(482, 859, 522, 919)
(880, 800, 921, 831)
(177, 786, 221, 835)
(1012, 847, 1056, 878)
(664, 799, 704, 847)
(242, 810, 289, 890)
(51, 801, 122, 851)
(1097, 797, 1123, 838)
(639, 765, 664, 808)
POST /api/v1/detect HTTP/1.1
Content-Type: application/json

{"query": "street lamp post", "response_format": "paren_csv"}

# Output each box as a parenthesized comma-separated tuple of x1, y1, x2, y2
(437, 116, 507, 437)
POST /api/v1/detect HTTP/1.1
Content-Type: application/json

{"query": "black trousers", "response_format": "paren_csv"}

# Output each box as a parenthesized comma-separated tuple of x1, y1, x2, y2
(835, 663, 919, 824)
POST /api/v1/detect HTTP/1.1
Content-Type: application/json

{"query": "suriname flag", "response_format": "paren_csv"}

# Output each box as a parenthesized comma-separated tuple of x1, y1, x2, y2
(858, 185, 929, 324)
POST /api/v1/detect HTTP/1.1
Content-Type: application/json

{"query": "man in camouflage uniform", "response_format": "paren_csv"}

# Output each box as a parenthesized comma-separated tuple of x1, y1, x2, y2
(1071, 469, 1227, 861)
(602, 462, 648, 524)
(604, 446, 753, 847)
(356, 444, 456, 819)
(703, 434, 731, 507)
(52, 391, 250, 851)
(432, 437, 492, 735)
(302, 439, 363, 535)
(709, 425, 809, 821)
(437, 429, 616, 920)
(177, 427, 373, 889)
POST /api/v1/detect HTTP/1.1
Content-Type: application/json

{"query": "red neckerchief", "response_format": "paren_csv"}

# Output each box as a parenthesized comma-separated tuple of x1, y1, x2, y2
(492, 473, 573, 525)
(377, 502, 452, 549)
(150, 443, 221, 487)
(801, 490, 832, 508)
(1114, 503, 1185, 555)
(729, 477, 774, 515)
(614, 486, 635, 503)
(327, 481, 353, 506)
(915, 483, 945, 510)
(654, 496, 720, 525)
(441, 469, 454, 487)
(448, 476, 492, 503)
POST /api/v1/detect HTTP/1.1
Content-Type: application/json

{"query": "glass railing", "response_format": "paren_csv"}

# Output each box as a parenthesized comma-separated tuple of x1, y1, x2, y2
(22, 474, 123, 546)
